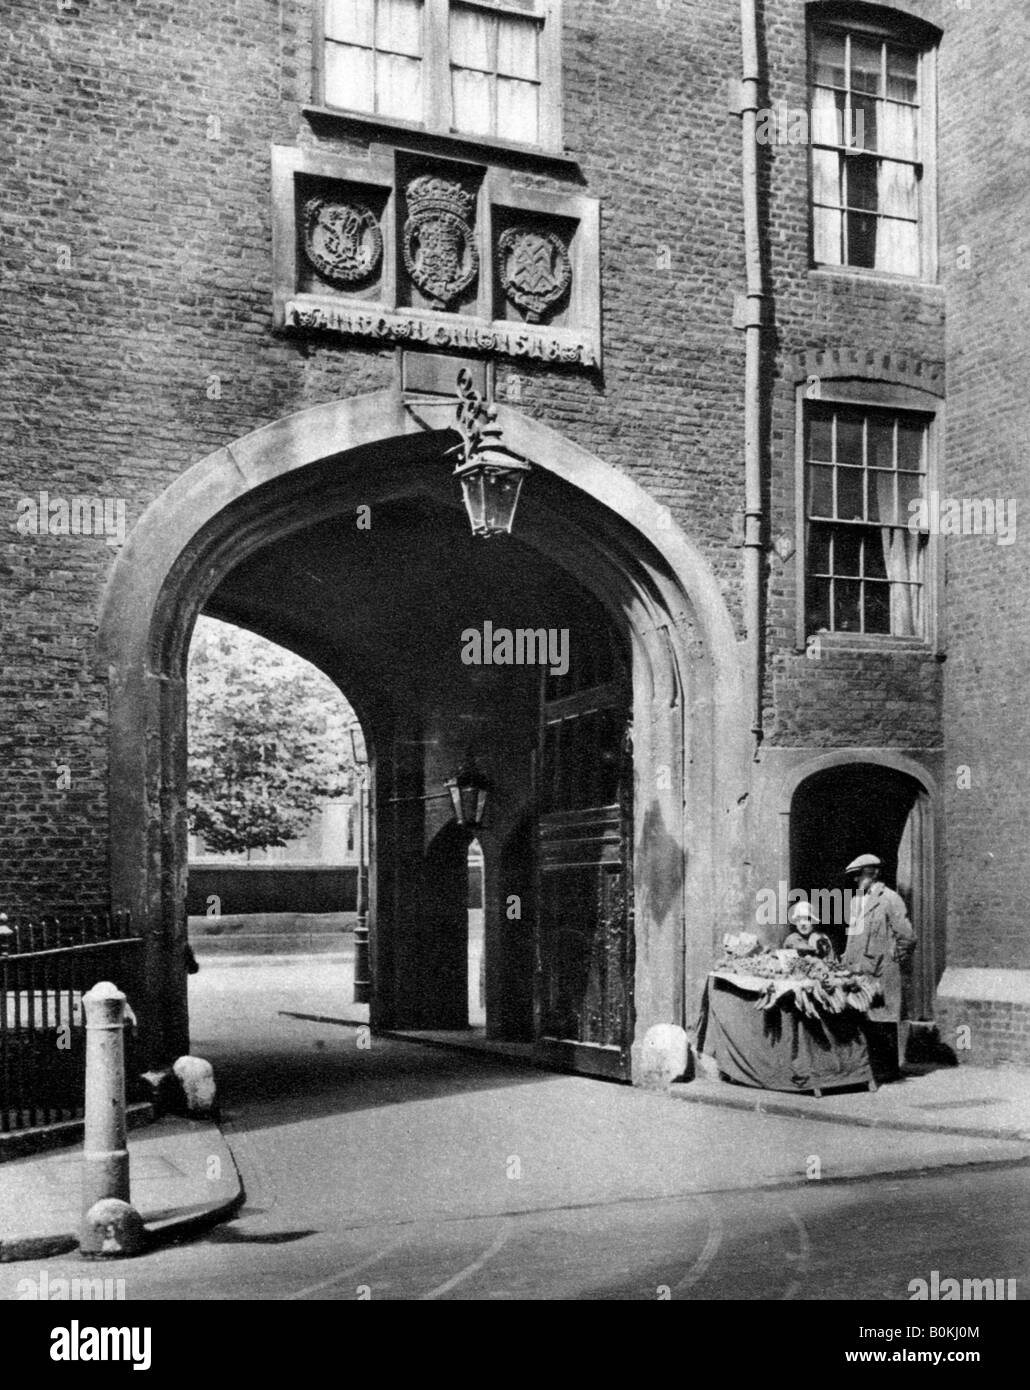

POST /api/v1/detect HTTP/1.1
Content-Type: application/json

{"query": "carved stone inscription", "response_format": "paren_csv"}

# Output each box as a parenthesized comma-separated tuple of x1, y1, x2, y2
(286, 300, 598, 367)
(274, 147, 599, 366)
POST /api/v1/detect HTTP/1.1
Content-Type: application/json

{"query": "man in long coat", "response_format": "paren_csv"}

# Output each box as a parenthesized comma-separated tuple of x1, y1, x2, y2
(842, 854, 916, 1076)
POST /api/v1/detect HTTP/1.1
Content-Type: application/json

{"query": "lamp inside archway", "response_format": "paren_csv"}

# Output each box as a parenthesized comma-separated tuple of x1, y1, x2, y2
(446, 750, 490, 832)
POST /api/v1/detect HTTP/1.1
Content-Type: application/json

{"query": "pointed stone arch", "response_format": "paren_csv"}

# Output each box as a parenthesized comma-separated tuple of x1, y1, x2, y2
(97, 388, 746, 1076)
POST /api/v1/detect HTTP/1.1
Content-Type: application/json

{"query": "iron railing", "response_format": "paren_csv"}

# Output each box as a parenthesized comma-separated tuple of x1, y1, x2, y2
(0, 911, 143, 1133)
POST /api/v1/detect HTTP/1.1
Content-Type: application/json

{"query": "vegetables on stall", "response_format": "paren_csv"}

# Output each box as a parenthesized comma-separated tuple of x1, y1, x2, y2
(712, 946, 880, 1018)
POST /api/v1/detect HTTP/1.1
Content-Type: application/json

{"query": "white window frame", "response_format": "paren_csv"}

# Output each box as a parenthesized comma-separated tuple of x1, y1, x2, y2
(808, 15, 938, 282)
(794, 381, 943, 652)
(315, 0, 564, 153)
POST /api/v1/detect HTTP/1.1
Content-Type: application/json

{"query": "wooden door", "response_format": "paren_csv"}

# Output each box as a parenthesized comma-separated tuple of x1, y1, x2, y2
(534, 638, 633, 1079)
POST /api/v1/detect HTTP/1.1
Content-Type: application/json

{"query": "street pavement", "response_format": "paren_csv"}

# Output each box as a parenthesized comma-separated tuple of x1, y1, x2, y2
(2, 955, 1028, 1301)
(0, 1118, 241, 1262)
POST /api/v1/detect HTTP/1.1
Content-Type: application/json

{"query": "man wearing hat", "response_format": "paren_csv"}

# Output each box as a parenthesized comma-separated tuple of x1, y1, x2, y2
(841, 854, 916, 1077)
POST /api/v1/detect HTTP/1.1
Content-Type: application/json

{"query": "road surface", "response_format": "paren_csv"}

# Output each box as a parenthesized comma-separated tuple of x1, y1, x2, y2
(4, 956, 1027, 1302)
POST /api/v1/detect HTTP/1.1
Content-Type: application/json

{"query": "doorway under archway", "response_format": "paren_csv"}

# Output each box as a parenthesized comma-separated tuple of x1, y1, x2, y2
(790, 761, 936, 1019)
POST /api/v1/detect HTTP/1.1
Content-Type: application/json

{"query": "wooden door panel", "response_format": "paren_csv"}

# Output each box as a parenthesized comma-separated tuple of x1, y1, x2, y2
(534, 663, 633, 1079)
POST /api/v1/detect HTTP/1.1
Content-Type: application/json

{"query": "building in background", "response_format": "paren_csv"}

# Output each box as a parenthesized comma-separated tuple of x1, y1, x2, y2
(189, 798, 360, 871)
(2, 0, 1028, 1077)
(187, 797, 360, 919)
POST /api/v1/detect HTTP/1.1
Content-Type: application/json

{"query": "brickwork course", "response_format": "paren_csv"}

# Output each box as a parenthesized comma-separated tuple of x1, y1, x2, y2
(1, 0, 1028, 1063)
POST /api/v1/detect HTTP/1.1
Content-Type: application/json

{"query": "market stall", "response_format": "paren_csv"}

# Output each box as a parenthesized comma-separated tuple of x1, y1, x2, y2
(696, 938, 880, 1095)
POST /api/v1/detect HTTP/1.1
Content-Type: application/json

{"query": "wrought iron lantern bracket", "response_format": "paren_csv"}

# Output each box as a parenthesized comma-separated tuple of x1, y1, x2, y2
(448, 369, 531, 538)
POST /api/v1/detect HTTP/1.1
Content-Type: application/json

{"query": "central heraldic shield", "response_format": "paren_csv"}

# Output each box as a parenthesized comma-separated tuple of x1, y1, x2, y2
(403, 175, 479, 309)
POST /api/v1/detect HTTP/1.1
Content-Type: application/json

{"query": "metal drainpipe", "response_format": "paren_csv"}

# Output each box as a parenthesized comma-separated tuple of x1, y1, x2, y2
(740, 0, 766, 759)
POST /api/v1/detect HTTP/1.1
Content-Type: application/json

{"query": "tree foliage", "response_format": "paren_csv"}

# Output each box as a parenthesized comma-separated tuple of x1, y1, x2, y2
(187, 617, 359, 855)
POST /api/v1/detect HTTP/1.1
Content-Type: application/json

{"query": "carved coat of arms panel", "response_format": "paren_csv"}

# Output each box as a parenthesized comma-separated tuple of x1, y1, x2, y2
(272, 144, 602, 368)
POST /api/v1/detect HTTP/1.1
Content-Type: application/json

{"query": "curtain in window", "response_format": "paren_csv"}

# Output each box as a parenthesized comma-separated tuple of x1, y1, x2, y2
(876, 101, 919, 274)
(325, 43, 375, 111)
(882, 529, 923, 635)
(377, 0, 421, 54)
(878, 219, 919, 275)
(451, 4, 491, 66)
(874, 471, 922, 636)
(497, 15, 537, 78)
(497, 77, 538, 142)
(326, 0, 374, 43)
(451, 6, 492, 133)
(812, 85, 842, 264)
(496, 16, 538, 141)
(325, 0, 421, 117)
(452, 70, 490, 133)
(376, 0, 422, 117)
(881, 96, 918, 160)
(377, 52, 421, 116)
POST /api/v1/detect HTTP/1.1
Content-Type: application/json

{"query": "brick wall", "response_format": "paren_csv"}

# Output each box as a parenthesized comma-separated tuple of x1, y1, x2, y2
(935, 1, 1030, 973)
(0, 0, 1021, 1010)
(936, 999, 1030, 1071)
(761, 0, 948, 748)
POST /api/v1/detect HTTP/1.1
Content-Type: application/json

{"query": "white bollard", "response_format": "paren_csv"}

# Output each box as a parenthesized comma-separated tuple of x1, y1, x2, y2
(79, 981, 144, 1256)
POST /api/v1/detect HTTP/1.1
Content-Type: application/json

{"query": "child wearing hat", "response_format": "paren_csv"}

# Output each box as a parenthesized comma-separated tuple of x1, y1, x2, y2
(782, 902, 836, 961)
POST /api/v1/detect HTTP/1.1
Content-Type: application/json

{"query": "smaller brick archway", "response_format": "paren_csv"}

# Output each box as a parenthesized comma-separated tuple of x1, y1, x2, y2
(97, 389, 747, 1077)
(782, 752, 941, 1019)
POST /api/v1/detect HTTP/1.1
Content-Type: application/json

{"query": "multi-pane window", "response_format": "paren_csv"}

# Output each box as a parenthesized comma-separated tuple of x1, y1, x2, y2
(324, 0, 424, 121)
(450, 3, 541, 144)
(320, 0, 557, 149)
(810, 25, 929, 276)
(805, 405, 929, 638)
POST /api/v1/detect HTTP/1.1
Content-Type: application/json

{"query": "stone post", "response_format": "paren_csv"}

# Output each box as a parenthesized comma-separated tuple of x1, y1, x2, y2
(79, 981, 144, 1256)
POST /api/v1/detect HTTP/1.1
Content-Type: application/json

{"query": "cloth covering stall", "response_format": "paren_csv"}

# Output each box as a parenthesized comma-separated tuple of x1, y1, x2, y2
(697, 967, 877, 1095)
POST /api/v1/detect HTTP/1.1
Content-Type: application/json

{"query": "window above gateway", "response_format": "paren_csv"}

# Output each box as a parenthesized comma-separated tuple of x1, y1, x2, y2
(808, 5, 939, 279)
(318, 0, 562, 152)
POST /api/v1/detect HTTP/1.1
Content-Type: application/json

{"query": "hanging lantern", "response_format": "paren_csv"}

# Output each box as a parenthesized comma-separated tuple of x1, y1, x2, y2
(452, 369, 531, 538)
(453, 422, 532, 538)
(445, 751, 490, 831)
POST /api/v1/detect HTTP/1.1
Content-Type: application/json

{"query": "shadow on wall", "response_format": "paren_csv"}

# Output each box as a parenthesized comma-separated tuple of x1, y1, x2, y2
(639, 800, 684, 928)
(419, 821, 471, 1030)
